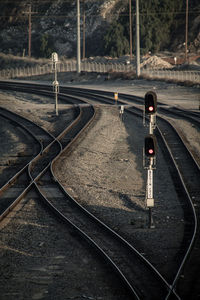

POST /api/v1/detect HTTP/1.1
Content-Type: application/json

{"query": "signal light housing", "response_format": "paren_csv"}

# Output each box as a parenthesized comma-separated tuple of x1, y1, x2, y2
(144, 134, 157, 157)
(144, 91, 157, 115)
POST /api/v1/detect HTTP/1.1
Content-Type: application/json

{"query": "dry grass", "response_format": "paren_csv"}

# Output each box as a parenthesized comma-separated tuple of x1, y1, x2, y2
(139, 73, 199, 87)
(107, 71, 137, 80)
(0, 53, 199, 88)
(0, 53, 50, 70)
(107, 70, 199, 87)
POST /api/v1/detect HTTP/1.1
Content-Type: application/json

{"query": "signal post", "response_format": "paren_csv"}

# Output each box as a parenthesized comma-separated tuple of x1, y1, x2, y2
(143, 91, 157, 228)
(114, 92, 118, 103)
(52, 52, 59, 116)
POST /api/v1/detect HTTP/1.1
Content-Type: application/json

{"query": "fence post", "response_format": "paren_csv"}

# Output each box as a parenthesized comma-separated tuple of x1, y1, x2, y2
(63, 63, 65, 72)
(102, 63, 104, 73)
(83, 61, 86, 72)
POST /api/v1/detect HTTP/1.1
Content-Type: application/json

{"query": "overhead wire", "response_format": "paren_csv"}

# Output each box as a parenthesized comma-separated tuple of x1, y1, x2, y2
(0, 10, 200, 18)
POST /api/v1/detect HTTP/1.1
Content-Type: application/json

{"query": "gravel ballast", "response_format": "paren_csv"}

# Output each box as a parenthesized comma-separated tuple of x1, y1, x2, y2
(0, 78, 199, 299)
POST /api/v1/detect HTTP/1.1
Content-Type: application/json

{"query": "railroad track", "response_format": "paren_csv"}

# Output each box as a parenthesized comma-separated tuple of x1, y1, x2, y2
(0, 106, 55, 217)
(34, 166, 175, 299)
(0, 80, 199, 298)
(82, 88, 200, 298)
(76, 87, 200, 298)
(0, 82, 175, 299)
(0, 111, 40, 187)
(53, 84, 200, 298)
(0, 87, 93, 216)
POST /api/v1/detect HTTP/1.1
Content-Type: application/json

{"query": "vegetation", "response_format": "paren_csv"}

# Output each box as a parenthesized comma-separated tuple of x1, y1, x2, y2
(104, 21, 129, 57)
(0, 52, 49, 70)
(104, 0, 200, 56)
(0, 0, 199, 58)
(32, 33, 55, 58)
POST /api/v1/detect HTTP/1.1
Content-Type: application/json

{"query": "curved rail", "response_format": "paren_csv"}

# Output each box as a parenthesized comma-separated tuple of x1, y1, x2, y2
(0, 81, 177, 298)
(0, 107, 56, 219)
(0, 88, 82, 219)
(156, 125, 197, 299)
(57, 85, 199, 298)
(33, 110, 178, 300)
(122, 105, 199, 298)
(0, 81, 198, 298)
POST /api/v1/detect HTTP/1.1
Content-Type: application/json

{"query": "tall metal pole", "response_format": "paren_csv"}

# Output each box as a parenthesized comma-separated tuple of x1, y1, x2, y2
(28, 4, 31, 57)
(82, 0, 86, 60)
(77, 0, 81, 73)
(136, 0, 140, 77)
(185, 0, 189, 62)
(147, 157, 155, 228)
(129, 0, 132, 61)
(55, 64, 58, 116)
(52, 52, 59, 116)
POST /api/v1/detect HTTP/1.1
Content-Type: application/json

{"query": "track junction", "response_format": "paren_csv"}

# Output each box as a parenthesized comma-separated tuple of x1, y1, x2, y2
(0, 80, 199, 299)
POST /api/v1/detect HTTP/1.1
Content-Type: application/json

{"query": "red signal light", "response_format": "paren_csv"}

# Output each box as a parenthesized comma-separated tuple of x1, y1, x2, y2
(144, 91, 157, 115)
(148, 106, 154, 112)
(148, 149, 154, 155)
(144, 135, 157, 157)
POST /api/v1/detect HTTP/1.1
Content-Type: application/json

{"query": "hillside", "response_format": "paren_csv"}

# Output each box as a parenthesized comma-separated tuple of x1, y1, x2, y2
(0, 0, 199, 58)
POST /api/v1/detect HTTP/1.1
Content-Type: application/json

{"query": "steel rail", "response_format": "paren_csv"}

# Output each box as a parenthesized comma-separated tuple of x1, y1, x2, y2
(34, 167, 141, 300)
(57, 86, 199, 299)
(0, 80, 198, 116)
(28, 106, 84, 183)
(0, 108, 57, 220)
(0, 81, 179, 298)
(155, 115, 199, 298)
(0, 81, 197, 298)
(4, 83, 176, 298)
(159, 106, 200, 131)
(169, 107, 200, 119)
(0, 109, 41, 189)
(60, 85, 200, 123)
(49, 94, 180, 298)
(156, 115, 200, 197)
(32, 137, 176, 299)
(121, 105, 198, 299)
(0, 89, 82, 220)
(156, 126, 197, 299)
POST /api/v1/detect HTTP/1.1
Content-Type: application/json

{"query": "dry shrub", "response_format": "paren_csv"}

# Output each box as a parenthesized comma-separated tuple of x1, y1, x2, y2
(140, 73, 198, 87)
(108, 71, 137, 80)
(0, 53, 50, 70)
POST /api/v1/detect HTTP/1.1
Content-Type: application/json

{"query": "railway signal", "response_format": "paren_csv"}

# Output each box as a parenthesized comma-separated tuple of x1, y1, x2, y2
(52, 52, 59, 116)
(144, 91, 157, 115)
(144, 133, 157, 228)
(142, 90, 158, 228)
(142, 91, 158, 228)
(143, 91, 157, 134)
(114, 92, 118, 103)
(119, 105, 124, 121)
(144, 134, 157, 158)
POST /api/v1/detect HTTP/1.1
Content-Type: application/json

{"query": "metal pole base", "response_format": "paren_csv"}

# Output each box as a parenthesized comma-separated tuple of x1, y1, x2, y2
(148, 208, 155, 229)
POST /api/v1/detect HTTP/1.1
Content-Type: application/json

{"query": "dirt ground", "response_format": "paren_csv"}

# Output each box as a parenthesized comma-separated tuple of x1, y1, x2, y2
(0, 77, 199, 299)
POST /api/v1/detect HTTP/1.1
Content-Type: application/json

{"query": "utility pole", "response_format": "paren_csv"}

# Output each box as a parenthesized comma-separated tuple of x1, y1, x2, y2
(28, 4, 31, 57)
(185, 0, 189, 62)
(77, 0, 81, 73)
(129, 0, 132, 61)
(136, 0, 140, 77)
(23, 4, 37, 57)
(82, 0, 86, 60)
